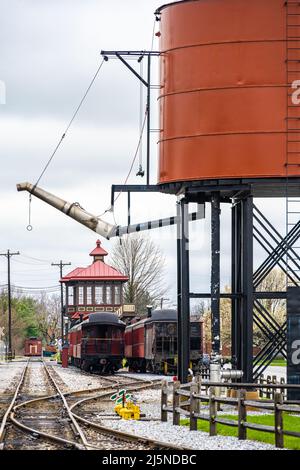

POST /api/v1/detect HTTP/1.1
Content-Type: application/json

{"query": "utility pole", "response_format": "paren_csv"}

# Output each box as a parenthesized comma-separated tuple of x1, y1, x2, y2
(0, 250, 20, 359)
(51, 261, 71, 344)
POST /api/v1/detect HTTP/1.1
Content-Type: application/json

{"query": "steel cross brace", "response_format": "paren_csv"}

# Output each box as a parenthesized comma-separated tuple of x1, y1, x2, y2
(253, 204, 300, 287)
(251, 203, 300, 377)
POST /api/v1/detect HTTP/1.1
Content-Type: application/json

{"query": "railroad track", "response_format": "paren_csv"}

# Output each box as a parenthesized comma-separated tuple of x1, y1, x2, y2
(0, 359, 187, 451)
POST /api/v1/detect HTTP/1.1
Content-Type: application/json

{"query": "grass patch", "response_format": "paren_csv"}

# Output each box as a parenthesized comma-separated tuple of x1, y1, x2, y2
(181, 413, 300, 449)
(256, 359, 287, 367)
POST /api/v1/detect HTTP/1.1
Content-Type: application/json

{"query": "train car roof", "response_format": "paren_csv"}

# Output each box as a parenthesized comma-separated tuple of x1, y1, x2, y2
(70, 312, 125, 331)
(126, 309, 177, 329)
(125, 310, 203, 329)
(148, 309, 177, 322)
(85, 312, 125, 327)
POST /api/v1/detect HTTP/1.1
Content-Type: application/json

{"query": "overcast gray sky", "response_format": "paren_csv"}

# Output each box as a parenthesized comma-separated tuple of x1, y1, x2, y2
(0, 0, 287, 305)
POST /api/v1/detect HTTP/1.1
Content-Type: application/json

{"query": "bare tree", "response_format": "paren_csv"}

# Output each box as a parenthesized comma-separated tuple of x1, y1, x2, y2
(110, 234, 167, 314)
(35, 293, 60, 343)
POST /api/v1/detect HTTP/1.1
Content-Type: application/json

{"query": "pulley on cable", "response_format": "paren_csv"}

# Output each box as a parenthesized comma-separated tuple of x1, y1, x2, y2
(27, 194, 33, 231)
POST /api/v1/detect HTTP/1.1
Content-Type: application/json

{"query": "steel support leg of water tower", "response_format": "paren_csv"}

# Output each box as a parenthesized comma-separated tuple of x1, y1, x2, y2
(176, 201, 182, 381)
(178, 197, 190, 383)
(242, 196, 254, 382)
(211, 193, 221, 356)
(231, 197, 254, 382)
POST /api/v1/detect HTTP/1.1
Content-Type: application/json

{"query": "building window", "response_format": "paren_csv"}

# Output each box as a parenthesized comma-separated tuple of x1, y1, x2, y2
(68, 286, 74, 306)
(95, 285, 104, 304)
(78, 286, 84, 305)
(86, 286, 92, 305)
(106, 285, 112, 304)
(115, 285, 121, 304)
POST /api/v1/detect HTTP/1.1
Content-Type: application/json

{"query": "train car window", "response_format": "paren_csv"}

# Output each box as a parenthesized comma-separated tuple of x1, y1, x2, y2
(112, 328, 122, 339)
(190, 337, 201, 350)
(156, 338, 162, 352)
(166, 323, 176, 335)
(86, 286, 92, 305)
(155, 324, 166, 336)
(95, 285, 104, 304)
(78, 286, 84, 305)
(190, 323, 200, 336)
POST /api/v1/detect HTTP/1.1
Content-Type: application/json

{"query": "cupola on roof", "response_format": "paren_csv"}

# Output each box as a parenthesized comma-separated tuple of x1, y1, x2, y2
(89, 239, 108, 258)
(60, 240, 128, 283)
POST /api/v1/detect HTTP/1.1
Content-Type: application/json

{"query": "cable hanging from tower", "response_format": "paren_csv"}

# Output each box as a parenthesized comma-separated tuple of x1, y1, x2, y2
(27, 57, 106, 230)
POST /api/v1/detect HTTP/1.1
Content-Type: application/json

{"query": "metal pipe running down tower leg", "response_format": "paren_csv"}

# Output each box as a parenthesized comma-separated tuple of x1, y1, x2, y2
(176, 201, 182, 381)
(211, 193, 221, 357)
(231, 201, 241, 370)
(179, 197, 190, 383)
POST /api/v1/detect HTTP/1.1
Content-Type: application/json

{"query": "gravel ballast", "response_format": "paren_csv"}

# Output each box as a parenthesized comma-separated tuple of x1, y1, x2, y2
(0, 361, 25, 393)
(50, 362, 107, 392)
(102, 418, 279, 450)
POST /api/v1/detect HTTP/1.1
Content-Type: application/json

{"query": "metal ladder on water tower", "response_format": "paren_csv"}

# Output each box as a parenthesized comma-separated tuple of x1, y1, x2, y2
(286, 0, 300, 286)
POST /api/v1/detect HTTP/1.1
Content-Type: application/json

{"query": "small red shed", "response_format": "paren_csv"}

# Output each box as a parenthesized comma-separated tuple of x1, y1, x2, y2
(24, 337, 42, 357)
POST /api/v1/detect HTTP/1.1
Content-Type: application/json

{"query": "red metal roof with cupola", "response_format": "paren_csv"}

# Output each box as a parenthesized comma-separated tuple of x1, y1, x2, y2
(60, 240, 128, 282)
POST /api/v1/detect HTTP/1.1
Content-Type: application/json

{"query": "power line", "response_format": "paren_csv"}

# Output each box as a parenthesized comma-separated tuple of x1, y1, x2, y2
(12, 284, 60, 290)
(33, 58, 106, 189)
(26, 58, 107, 231)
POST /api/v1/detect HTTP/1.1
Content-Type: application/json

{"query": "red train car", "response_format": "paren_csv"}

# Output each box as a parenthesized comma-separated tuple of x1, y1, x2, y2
(68, 312, 125, 373)
(24, 337, 42, 357)
(125, 309, 203, 374)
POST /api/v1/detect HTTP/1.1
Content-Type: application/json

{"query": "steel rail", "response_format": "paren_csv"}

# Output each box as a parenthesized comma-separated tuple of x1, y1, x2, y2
(0, 359, 29, 446)
(7, 363, 163, 451)
(41, 361, 91, 450)
(69, 382, 191, 451)
(6, 360, 86, 450)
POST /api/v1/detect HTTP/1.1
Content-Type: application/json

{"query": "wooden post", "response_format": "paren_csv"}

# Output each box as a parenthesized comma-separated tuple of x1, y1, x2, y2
(238, 389, 247, 440)
(161, 380, 168, 422)
(280, 378, 286, 401)
(272, 375, 277, 400)
(173, 381, 180, 426)
(209, 386, 217, 436)
(196, 375, 201, 414)
(259, 375, 264, 398)
(190, 382, 198, 431)
(274, 392, 284, 449)
(266, 375, 271, 399)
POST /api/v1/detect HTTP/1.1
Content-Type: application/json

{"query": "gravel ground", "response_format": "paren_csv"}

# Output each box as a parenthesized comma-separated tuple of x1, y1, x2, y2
(0, 361, 25, 393)
(103, 419, 279, 450)
(50, 363, 112, 391)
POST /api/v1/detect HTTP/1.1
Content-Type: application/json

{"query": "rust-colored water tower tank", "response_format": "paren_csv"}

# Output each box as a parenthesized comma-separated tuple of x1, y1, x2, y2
(157, 0, 300, 186)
